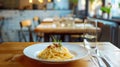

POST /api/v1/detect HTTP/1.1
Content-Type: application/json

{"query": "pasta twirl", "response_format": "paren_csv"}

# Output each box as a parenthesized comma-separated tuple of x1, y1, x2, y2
(37, 43, 74, 61)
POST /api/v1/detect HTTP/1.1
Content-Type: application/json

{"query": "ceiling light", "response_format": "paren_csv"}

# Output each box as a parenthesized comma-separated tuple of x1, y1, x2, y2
(29, 0, 32, 3)
(48, 0, 51, 2)
(38, 0, 43, 3)
(57, 0, 61, 2)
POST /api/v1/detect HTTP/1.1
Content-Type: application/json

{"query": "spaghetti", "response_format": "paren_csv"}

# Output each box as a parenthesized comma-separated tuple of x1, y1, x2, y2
(37, 43, 74, 61)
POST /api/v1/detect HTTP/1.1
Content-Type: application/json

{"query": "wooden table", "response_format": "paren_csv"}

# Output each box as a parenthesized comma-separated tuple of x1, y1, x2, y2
(34, 22, 100, 42)
(0, 42, 120, 67)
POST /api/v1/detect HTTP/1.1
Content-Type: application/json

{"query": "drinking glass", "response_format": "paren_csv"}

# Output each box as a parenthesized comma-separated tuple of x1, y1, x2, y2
(83, 18, 98, 55)
(53, 16, 60, 27)
(62, 14, 75, 27)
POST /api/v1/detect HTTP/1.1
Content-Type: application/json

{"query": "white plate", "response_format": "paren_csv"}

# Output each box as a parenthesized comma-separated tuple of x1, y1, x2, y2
(23, 43, 89, 64)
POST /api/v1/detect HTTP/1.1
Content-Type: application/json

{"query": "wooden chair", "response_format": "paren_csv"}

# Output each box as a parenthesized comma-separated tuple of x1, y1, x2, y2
(97, 22, 104, 41)
(33, 16, 44, 41)
(33, 16, 41, 24)
(97, 23, 113, 42)
(19, 20, 34, 42)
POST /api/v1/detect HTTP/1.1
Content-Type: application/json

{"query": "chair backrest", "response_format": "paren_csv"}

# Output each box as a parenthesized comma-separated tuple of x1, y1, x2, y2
(33, 16, 39, 21)
(97, 22, 104, 41)
(33, 16, 41, 24)
(20, 20, 33, 42)
(20, 20, 31, 27)
(98, 22, 104, 28)
(97, 22, 116, 44)
(33, 16, 41, 29)
(98, 24, 112, 41)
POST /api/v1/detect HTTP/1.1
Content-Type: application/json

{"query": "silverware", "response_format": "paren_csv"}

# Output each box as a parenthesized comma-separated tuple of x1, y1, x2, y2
(89, 55, 98, 67)
(99, 51, 116, 67)
(92, 55, 106, 67)
(83, 40, 109, 67)
(84, 40, 105, 67)
(101, 57, 111, 67)
(97, 50, 112, 67)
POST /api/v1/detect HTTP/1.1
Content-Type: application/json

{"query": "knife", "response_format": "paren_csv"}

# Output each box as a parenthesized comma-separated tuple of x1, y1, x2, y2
(101, 56, 111, 67)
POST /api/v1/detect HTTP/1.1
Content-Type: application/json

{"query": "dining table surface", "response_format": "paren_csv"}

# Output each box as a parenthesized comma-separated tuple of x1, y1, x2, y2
(34, 22, 100, 34)
(34, 20, 101, 42)
(0, 42, 120, 67)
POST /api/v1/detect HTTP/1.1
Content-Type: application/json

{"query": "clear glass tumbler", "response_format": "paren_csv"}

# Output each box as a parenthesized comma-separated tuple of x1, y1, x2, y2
(83, 18, 98, 55)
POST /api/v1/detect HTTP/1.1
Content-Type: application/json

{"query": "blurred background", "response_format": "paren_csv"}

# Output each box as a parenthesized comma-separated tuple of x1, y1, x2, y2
(0, 0, 120, 48)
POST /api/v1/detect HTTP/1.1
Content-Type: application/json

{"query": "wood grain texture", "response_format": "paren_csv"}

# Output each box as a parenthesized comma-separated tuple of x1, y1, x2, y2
(0, 42, 120, 67)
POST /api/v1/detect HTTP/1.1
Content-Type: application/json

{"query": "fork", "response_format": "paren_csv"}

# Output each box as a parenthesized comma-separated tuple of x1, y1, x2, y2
(87, 47, 106, 67)
(92, 54, 106, 67)
(83, 39, 106, 67)
(86, 48, 106, 67)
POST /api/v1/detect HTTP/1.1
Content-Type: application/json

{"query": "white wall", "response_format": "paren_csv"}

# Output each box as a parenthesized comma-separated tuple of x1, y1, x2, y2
(54, 0, 69, 10)
(0, 10, 72, 42)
